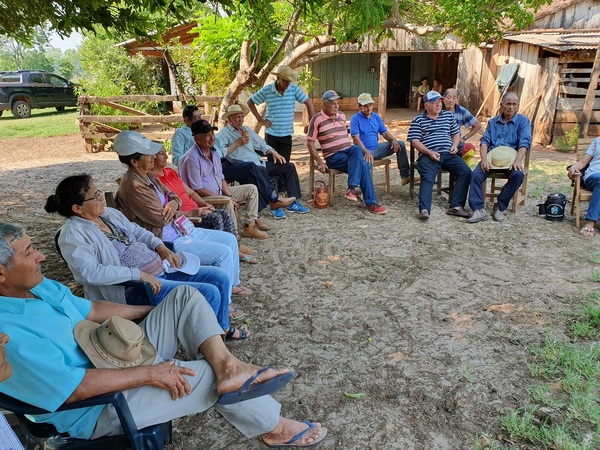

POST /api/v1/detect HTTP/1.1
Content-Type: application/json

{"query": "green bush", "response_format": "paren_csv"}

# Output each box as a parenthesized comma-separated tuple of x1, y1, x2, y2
(555, 124, 580, 153)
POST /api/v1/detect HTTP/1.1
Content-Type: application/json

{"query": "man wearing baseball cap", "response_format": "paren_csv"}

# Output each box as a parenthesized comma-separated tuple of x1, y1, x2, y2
(407, 90, 472, 220)
(307, 90, 388, 215)
(179, 120, 268, 240)
(247, 65, 315, 164)
(350, 92, 412, 185)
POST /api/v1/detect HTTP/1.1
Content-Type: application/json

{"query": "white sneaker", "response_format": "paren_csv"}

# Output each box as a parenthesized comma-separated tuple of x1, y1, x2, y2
(466, 209, 489, 223)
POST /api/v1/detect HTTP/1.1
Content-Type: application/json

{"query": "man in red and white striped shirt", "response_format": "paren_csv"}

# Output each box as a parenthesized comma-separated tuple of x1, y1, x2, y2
(307, 90, 388, 215)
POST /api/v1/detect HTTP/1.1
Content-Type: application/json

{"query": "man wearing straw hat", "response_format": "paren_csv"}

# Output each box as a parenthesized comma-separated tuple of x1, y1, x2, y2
(217, 104, 310, 218)
(467, 92, 532, 223)
(247, 65, 315, 164)
(0, 222, 327, 448)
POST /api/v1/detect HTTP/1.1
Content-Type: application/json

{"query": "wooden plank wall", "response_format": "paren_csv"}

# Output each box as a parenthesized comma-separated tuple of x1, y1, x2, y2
(553, 55, 600, 138)
(534, 57, 560, 145)
(311, 53, 380, 99)
(533, 0, 600, 30)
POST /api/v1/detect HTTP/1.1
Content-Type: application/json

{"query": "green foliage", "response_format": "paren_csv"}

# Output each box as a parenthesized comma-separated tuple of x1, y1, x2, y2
(78, 32, 167, 116)
(556, 124, 581, 153)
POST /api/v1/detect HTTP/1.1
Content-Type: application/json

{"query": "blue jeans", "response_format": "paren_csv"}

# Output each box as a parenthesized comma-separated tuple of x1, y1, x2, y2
(325, 145, 378, 206)
(416, 152, 471, 212)
(468, 164, 524, 211)
(155, 266, 231, 331)
(584, 173, 600, 222)
(171, 227, 240, 288)
(371, 140, 410, 178)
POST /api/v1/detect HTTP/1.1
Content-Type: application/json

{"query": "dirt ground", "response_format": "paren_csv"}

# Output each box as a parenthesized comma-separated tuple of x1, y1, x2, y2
(0, 127, 595, 450)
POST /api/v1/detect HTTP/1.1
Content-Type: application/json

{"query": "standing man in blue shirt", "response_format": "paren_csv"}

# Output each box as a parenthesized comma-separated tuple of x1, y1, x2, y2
(247, 65, 315, 164)
(467, 92, 532, 223)
(407, 91, 472, 220)
(349, 93, 412, 186)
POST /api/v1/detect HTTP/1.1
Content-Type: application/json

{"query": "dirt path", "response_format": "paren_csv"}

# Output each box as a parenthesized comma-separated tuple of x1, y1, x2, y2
(0, 133, 594, 449)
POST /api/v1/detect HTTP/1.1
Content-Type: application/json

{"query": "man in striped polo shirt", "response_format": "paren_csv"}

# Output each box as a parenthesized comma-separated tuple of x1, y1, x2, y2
(407, 91, 472, 220)
(247, 65, 315, 164)
(307, 90, 388, 215)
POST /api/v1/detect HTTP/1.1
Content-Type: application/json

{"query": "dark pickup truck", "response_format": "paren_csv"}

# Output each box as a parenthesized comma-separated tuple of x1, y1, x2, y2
(0, 70, 78, 118)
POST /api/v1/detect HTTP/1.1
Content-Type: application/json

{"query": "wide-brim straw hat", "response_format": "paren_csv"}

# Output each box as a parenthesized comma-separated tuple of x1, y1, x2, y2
(487, 146, 518, 169)
(222, 104, 249, 121)
(270, 65, 298, 83)
(75, 316, 156, 369)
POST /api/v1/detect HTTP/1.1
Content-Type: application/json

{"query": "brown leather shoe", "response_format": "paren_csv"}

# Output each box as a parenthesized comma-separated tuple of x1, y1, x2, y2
(254, 218, 270, 231)
(242, 222, 268, 239)
(270, 196, 296, 210)
(238, 242, 252, 254)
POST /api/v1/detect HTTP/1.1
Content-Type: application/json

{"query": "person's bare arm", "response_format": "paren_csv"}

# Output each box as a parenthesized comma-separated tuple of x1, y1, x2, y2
(86, 301, 153, 324)
(0, 333, 11, 382)
(307, 140, 327, 173)
(66, 361, 197, 403)
(247, 99, 271, 128)
(568, 154, 593, 178)
(411, 139, 440, 162)
(510, 147, 528, 172)
(381, 131, 400, 152)
(449, 133, 460, 155)
(462, 121, 482, 141)
(480, 144, 490, 171)
(351, 134, 374, 163)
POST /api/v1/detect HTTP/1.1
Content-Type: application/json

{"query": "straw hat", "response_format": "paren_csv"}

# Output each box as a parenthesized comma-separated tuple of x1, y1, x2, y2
(487, 146, 517, 169)
(271, 65, 298, 83)
(75, 316, 156, 369)
(222, 104, 249, 121)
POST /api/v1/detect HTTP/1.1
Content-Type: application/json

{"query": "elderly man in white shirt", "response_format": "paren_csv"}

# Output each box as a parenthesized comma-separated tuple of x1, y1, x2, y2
(216, 105, 309, 218)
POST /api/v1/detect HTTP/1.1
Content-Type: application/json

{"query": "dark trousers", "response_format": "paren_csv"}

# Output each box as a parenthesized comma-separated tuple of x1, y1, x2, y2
(221, 160, 276, 211)
(265, 134, 293, 163)
(416, 153, 471, 213)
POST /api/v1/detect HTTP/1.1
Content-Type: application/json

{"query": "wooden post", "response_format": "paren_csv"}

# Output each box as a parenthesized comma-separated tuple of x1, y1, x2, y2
(580, 43, 600, 138)
(378, 52, 388, 121)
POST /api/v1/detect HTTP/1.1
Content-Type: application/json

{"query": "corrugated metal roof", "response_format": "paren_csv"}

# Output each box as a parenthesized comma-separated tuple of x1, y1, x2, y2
(504, 30, 600, 51)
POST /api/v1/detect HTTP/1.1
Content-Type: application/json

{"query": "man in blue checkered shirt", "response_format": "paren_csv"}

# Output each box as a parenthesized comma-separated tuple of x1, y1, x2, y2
(407, 91, 472, 220)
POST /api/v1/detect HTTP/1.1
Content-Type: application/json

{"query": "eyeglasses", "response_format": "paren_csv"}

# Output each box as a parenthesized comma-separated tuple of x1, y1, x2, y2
(83, 190, 103, 202)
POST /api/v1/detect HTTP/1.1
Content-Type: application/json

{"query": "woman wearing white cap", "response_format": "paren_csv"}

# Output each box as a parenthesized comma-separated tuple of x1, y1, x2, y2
(112, 131, 251, 297)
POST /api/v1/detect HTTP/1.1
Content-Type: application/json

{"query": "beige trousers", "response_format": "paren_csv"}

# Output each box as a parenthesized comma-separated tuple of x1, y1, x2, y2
(204, 184, 259, 228)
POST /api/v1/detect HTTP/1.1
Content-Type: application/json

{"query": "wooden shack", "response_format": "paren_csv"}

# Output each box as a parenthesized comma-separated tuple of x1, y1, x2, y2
(460, 0, 600, 144)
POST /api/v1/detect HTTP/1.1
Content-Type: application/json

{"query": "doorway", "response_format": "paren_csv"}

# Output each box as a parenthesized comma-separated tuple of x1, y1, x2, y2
(387, 56, 412, 108)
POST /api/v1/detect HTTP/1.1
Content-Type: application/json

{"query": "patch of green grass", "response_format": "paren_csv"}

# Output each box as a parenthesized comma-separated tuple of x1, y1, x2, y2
(591, 272, 600, 282)
(589, 252, 600, 264)
(475, 294, 600, 449)
(528, 161, 572, 198)
(0, 107, 79, 139)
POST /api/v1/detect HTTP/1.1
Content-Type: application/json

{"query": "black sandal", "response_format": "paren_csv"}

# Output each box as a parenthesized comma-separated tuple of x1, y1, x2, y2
(225, 326, 249, 341)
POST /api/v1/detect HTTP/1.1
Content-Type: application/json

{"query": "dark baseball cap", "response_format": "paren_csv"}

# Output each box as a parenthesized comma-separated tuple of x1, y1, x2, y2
(191, 119, 218, 136)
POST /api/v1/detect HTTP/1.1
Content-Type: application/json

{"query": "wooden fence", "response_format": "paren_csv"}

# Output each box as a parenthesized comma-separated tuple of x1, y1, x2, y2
(78, 94, 224, 152)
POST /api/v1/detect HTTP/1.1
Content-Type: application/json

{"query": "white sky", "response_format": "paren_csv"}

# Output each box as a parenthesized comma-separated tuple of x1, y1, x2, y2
(48, 31, 83, 52)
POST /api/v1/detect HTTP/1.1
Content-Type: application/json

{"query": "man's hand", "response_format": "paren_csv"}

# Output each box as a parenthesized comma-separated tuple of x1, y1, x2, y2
(390, 140, 400, 153)
(429, 151, 441, 162)
(139, 272, 162, 295)
(363, 151, 374, 164)
(317, 160, 327, 174)
(510, 160, 524, 172)
(162, 201, 178, 222)
(155, 244, 179, 268)
(449, 145, 459, 155)
(238, 134, 250, 146)
(481, 157, 491, 172)
(148, 360, 197, 400)
(0, 333, 12, 382)
(567, 166, 581, 179)
(271, 151, 286, 164)
(261, 119, 272, 128)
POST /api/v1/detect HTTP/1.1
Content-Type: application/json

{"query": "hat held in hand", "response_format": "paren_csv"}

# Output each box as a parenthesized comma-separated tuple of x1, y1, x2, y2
(75, 316, 156, 369)
(487, 146, 517, 169)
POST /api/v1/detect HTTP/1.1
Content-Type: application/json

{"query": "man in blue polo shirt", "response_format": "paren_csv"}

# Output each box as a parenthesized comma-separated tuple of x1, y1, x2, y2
(467, 92, 532, 223)
(349, 93, 412, 185)
(407, 91, 472, 220)
(247, 65, 315, 164)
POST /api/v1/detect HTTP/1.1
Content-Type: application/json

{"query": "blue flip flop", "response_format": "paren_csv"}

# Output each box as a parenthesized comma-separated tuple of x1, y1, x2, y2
(262, 420, 328, 448)
(217, 367, 294, 405)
